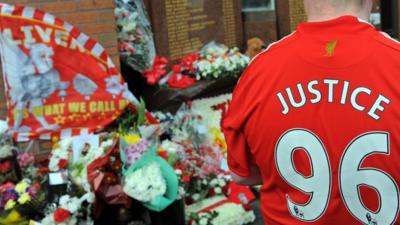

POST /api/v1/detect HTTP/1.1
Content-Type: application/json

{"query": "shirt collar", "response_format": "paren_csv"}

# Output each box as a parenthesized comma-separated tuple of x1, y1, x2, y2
(297, 15, 376, 36)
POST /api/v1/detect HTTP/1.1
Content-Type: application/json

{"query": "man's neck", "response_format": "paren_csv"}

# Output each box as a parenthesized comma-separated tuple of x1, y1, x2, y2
(308, 12, 369, 23)
(306, 3, 371, 23)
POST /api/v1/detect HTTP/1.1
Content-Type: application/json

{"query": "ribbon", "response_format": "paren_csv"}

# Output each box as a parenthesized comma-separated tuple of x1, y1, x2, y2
(198, 199, 231, 213)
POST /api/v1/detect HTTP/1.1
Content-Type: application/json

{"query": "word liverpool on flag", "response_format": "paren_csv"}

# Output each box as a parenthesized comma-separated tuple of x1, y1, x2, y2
(0, 3, 139, 141)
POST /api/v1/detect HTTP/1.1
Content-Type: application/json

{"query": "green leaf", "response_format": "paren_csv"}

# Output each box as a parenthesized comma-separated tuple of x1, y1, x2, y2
(137, 98, 146, 126)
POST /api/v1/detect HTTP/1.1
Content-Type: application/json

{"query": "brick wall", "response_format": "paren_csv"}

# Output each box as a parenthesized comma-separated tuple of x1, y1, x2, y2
(289, 0, 307, 31)
(0, 0, 119, 151)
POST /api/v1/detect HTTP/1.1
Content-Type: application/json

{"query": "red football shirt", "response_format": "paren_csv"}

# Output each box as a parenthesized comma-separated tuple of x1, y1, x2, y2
(223, 16, 400, 225)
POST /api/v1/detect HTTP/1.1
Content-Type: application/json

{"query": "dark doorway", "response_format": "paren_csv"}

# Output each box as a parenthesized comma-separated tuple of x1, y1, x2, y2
(380, 0, 398, 38)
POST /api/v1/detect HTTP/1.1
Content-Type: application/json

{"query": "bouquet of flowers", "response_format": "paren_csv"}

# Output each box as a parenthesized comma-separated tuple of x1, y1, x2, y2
(123, 162, 166, 203)
(0, 179, 44, 224)
(195, 42, 250, 81)
(114, 0, 156, 72)
(86, 138, 133, 223)
(18, 152, 37, 180)
(0, 134, 21, 184)
(0, 179, 41, 212)
(120, 142, 178, 212)
(142, 42, 249, 91)
(40, 192, 94, 225)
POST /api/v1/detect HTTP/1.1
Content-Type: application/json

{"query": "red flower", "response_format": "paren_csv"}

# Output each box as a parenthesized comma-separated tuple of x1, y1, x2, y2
(0, 182, 15, 192)
(208, 188, 215, 196)
(142, 56, 168, 85)
(182, 175, 191, 183)
(158, 150, 168, 161)
(53, 208, 70, 223)
(38, 167, 49, 175)
(181, 53, 200, 73)
(0, 160, 12, 173)
(58, 159, 68, 170)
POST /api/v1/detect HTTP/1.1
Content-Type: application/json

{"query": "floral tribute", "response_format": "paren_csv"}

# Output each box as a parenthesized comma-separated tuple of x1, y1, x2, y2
(141, 42, 250, 89)
(0, 94, 258, 224)
(115, 0, 156, 72)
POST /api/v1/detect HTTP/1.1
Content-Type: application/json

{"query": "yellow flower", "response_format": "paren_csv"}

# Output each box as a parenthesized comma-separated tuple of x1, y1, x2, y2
(122, 134, 141, 145)
(209, 127, 227, 152)
(18, 192, 31, 204)
(5, 200, 16, 210)
(15, 181, 29, 194)
(0, 209, 26, 224)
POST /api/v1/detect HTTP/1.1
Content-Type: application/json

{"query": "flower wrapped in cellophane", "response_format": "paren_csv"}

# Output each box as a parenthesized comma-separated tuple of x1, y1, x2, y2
(114, 0, 156, 73)
(0, 178, 45, 224)
(120, 138, 178, 212)
(118, 104, 178, 212)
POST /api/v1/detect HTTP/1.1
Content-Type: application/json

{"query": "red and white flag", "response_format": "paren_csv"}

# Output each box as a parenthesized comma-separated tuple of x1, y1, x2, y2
(0, 3, 139, 141)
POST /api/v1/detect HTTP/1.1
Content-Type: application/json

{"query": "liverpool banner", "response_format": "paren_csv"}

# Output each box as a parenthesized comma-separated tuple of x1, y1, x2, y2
(0, 4, 139, 141)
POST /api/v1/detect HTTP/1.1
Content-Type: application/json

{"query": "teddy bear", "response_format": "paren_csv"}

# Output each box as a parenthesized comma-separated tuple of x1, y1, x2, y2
(245, 37, 266, 59)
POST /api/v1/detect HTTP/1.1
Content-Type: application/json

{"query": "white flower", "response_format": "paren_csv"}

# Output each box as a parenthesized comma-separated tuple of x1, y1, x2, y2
(210, 179, 218, 187)
(0, 142, 14, 159)
(214, 187, 222, 194)
(211, 202, 256, 225)
(123, 163, 167, 202)
(199, 217, 208, 225)
(218, 179, 226, 187)
(175, 169, 182, 175)
(59, 195, 81, 213)
(161, 140, 183, 154)
(192, 193, 201, 201)
(177, 186, 186, 200)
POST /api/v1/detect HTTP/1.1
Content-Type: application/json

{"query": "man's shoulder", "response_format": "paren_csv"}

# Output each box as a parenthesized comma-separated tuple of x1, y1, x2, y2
(249, 31, 299, 66)
(373, 31, 400, 54)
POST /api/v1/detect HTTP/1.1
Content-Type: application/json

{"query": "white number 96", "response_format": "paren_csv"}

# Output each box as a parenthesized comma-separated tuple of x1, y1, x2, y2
(275, 129, 399, 224)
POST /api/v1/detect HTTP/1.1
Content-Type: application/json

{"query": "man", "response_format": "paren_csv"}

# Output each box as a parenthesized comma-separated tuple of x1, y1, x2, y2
(223, 0, 400, 224)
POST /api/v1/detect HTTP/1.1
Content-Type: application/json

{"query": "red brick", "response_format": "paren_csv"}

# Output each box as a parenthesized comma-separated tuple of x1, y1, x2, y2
(39, 1, 78, 13)
(77, 22, 116, 34)
(106, 47, 119, 56)
(79, 0, 115, 11)
(98, 10, 116, 22)
(98, 32, 118, 47)
(59, 11, 98, 25)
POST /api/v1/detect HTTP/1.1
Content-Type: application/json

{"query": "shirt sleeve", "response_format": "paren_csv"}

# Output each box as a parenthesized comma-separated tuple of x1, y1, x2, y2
(222, 61, 262, 177)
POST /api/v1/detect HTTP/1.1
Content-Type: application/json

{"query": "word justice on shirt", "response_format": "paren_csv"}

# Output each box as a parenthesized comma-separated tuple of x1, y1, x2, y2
(276, 79, 391, 120)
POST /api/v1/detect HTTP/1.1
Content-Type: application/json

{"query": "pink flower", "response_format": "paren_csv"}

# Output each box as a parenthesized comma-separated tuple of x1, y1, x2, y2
(18, 153, 34, 168)
(124, 139, 149, 165)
